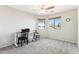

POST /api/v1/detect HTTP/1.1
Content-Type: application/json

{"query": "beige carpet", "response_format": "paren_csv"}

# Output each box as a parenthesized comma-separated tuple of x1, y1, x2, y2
(0, 39, 79, 54)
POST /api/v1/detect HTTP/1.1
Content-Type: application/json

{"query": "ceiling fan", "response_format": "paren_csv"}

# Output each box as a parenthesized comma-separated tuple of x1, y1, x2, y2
(40, 5, 55, 13)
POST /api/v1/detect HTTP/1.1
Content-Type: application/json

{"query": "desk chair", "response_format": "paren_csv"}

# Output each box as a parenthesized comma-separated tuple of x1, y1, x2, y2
(33, 30, 40, 41)
(18, 32, 29, 46)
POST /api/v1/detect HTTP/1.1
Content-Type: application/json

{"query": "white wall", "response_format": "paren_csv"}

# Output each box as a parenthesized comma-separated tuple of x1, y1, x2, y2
(48, 9, 77, 43)
(0, 6, 36, 48)
(37, 9, 77, 43)
(77, 7, 79, 47)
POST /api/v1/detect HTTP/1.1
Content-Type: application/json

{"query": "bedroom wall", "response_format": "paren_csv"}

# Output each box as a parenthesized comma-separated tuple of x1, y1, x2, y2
(0, 6, 36, 48)
(48, 9, 77, 43)
(77, 7, 79, 47)
(37, 9, 77, 43)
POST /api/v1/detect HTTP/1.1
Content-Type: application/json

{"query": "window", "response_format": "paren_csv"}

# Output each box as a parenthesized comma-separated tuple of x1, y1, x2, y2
(38, 18, 45, 29)
(48, 16, 61, 29)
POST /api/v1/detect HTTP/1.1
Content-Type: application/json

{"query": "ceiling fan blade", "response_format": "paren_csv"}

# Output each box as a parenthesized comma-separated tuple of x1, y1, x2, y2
(46, 6, 55, 10)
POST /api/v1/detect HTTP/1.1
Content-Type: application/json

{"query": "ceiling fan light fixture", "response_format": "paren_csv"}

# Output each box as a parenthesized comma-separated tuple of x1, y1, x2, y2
(39, 5, 55, 14)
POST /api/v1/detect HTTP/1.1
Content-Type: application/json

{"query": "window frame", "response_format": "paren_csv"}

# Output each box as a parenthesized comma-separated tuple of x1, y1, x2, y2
(48, 16, 61, 29)
(37, 18, 46, 30)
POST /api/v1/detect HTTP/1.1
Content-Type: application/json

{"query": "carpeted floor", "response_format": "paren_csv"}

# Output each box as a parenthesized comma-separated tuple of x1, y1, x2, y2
(0, 39, 79, 54)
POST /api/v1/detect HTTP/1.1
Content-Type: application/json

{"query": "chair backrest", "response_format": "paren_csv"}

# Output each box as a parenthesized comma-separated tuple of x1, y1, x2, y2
(21, 28, 30, 37)
(21, 28, 30, 32)
(34, 30, 39, 34)
(21, 32, 27, 37)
